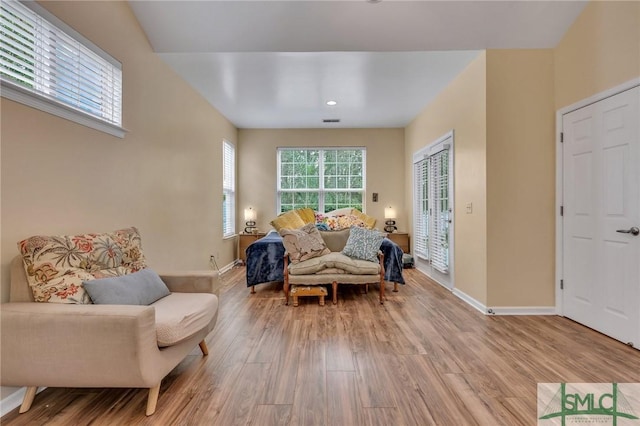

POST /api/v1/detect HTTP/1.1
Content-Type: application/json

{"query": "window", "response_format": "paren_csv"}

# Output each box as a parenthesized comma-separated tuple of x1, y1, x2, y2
(222, 140, 235, 237)
(413, 133, 452, 274)
(277, 147, 365, 213)
(0, 0, 124, 137)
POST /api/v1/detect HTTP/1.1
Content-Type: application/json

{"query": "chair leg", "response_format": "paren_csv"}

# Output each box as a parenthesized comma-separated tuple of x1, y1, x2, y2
(146, 383, 161, 416)
(332, 281, 338, 304)
(19, 386, 37, 414)
(250, 285, 256, 294)
(393, 282, 399, 292)
(199, 340, 209, 356)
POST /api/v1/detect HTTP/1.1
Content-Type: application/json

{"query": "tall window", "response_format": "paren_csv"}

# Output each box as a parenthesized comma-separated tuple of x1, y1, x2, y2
(0, 0, 124, 137)
(277, 148, 365, 213)
(413, 133, 452, 274)
(222, 140, 235, 237)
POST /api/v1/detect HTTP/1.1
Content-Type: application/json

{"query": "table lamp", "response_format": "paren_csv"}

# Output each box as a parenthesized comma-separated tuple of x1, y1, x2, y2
(384, 206, 397, 233)
(244, 207, 257, 233)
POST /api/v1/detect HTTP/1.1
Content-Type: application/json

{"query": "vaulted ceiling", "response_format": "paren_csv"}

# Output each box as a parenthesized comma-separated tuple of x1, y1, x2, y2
(129, 1, 587, 129)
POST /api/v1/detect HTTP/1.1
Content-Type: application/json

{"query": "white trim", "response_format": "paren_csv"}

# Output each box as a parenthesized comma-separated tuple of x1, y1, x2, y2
(0, 387, 46, 417)
(486, 307, 557, 316)
(1, 83, 127, 138)
(555, 77, 640, 317)
(219, 261, 235, 275)
(451, 288, 486, 314)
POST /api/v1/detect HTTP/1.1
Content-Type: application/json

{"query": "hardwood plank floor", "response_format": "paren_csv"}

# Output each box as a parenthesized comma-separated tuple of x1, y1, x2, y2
(2, 266, 639, 425)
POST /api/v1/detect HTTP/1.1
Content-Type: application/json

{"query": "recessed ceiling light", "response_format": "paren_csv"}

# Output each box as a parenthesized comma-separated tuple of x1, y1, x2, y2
(326, 100, 337, 106)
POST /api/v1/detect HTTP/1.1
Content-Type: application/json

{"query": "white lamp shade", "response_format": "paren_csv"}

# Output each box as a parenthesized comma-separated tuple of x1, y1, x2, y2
(384, 207, 396, 219)
(244, 208, 256, 222)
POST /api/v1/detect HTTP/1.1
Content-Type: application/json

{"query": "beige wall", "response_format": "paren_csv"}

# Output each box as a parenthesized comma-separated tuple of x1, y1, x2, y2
(404, 52, 488, 304)
(486, 50, 556, 307)
(1, 1, 238, 306)
(554, 1, 640, 109)
(237, 128, 405, 232)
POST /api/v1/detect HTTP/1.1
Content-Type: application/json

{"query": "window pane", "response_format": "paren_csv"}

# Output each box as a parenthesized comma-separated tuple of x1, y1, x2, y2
(277, 148, 365, 213)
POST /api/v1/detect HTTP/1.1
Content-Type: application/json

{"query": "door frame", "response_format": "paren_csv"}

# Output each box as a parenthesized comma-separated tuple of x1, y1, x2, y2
(412, 130, 455, 290)
(555, 77, 640, 315)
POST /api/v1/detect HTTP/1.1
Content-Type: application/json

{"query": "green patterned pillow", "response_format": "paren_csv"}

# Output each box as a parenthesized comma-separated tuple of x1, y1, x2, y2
(341, 226, 386, 263)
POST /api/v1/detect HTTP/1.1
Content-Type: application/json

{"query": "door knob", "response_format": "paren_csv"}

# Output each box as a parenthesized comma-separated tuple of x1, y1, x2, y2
(616, 226, 640, 236)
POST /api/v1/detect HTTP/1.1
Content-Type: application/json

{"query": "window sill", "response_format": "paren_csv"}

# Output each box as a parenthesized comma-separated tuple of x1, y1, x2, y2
(1, 82, 127, 139)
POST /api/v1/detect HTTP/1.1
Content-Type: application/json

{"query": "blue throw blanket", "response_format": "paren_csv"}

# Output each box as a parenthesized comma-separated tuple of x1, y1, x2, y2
(246, 231, 405, 287)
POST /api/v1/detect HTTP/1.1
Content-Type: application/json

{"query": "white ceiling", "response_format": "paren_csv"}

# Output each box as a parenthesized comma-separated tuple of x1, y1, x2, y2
(129, 1, 588, 129)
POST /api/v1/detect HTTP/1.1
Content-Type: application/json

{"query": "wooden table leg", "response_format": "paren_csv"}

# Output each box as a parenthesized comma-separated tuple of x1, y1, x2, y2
(393, 282, 399, 292)
(250, 286, 256, 294)
(332, 281, 338, 305)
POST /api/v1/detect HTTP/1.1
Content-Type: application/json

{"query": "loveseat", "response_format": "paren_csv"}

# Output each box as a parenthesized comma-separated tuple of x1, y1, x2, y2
(282, 225, 386, 305)
(0, 228, 221, 416)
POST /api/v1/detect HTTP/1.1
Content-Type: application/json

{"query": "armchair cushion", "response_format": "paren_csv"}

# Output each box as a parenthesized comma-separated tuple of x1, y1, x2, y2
(342, 226, 386, 263)
(153, 292, 218, 347)
(280, 223, 330, 263)
(83, 269, 170, 305)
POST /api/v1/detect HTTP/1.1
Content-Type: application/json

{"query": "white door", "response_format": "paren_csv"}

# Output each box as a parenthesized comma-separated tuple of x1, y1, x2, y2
(562, 86, 640, 347)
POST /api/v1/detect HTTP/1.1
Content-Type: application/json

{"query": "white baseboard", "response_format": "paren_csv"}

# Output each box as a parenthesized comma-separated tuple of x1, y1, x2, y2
(485, 306, 557, 316)
(451, 288, 487, 314)
(450, 288, 557, 316)
(219, 261, 235, 275)
(0, 386, 45, 417)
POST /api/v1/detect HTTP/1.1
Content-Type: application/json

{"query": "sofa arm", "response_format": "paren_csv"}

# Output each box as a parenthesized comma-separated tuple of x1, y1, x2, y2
(159, 271, 221, 296)
(0, 303, 160, 388)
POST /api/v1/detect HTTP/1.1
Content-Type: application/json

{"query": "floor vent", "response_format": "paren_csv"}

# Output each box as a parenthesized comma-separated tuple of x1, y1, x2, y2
(322, 119, 340, 123)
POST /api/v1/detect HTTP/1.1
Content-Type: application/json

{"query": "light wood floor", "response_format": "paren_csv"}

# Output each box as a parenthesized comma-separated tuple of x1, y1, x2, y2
(2, 266, 639, 425)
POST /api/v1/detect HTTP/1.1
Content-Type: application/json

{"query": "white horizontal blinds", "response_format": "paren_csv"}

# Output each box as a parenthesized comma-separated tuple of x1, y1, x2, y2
(0, 0, 122, 126)
(223, 141, 235, 237)
(429, 149, 450, 273)
(413, 157, 429, 259)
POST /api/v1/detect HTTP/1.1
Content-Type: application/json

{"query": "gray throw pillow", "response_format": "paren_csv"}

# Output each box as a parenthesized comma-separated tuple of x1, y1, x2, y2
(342, 226, 386, 263)
(83, 268, 170, 305)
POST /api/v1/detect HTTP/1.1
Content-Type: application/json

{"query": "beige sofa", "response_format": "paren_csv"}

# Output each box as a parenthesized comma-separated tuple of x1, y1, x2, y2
(1, 256, 221, 416)
(283, 228, 385, 305)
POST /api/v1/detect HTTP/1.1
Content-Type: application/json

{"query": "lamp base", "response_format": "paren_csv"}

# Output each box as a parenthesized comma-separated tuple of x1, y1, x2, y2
(384, 219, 397, 233)
(244, 221, 256, 234)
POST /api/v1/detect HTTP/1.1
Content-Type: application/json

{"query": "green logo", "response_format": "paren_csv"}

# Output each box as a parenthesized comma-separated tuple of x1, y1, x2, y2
(538, 383, 639, 425)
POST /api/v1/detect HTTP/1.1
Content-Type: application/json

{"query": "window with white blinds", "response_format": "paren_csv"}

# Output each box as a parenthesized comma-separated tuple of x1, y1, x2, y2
(429, 149, 450, 273)
(413, 158, 429, 258)
(222, 140, 235, 238)
(413, 134, 452, 274)
(0, 0, 124, 137)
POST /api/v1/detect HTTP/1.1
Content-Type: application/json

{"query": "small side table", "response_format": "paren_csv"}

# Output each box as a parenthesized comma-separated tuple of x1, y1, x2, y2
(386, 232, 410, 254)
(238, 232, 266, 265)
(290, 285, 328, 307)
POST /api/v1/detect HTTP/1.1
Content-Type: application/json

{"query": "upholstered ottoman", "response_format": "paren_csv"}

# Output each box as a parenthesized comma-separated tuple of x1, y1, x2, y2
(290, 285, 327, 307)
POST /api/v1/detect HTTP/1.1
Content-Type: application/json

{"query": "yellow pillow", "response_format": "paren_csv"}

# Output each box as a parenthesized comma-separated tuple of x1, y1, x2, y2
(270, 210, 305, 232)
(295, 207, 316, 224)
(351, 209, 376, 229)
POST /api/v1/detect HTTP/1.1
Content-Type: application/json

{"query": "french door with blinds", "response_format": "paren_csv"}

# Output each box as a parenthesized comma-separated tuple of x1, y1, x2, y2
(413, 131, 454, 288)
